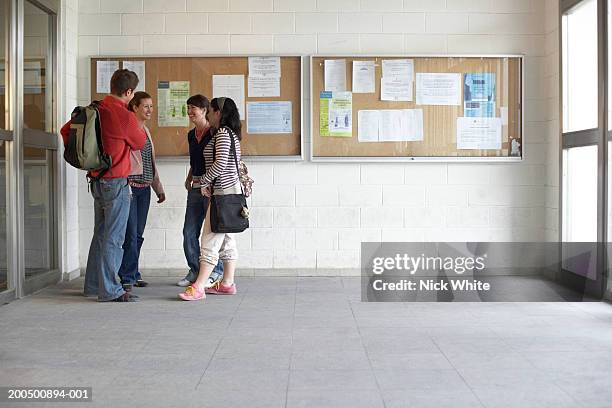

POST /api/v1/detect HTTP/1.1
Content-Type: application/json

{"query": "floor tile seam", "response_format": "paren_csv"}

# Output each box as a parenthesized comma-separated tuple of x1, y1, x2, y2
(429, 336, 487, 408)
(548, 380, 589, 407)
(284, 276, 298, 408)
(125, 337, 155, 365)
(346, 290, 388, 408)
(194, 283, 250, 390)
(193, 337, 223, 391)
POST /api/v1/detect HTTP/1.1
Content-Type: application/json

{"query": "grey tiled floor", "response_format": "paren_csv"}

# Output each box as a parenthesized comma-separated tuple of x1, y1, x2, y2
(1, 276, 612, 408)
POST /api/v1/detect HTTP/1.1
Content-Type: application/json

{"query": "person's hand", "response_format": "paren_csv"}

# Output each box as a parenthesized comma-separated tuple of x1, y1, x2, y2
(201, 186, 212, 197)
(157, 193, 166, 204)
(184, 178, 191, 191)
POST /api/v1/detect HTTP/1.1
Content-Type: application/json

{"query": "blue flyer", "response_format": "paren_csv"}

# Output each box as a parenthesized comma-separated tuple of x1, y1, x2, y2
(464, 73, 495, 117)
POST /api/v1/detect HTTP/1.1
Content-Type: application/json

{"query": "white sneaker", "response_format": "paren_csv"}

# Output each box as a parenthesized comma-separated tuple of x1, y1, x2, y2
(204, 275, 221, 288)
(177, 278, 192, 287)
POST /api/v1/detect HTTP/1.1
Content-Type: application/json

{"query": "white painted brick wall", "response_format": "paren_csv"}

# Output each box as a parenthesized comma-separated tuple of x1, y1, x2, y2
(144, 34, 187, 54)
(446, 0, 489, 12)
(186, 35, 230, 54)
(273, 207, 317, 227)
(318, 208, 360, 228)
(339, 185, 382, 207)
(252, 13, 295, 34)
(143, 0, 186, 13)
(78, 14, 120, 35)
(100, 0, 143, 14)
(187, 0, 228, 12)
(426, 13, 469, 34)
(70, 0, 556, 273)
(164, 13, 208, 34)
(338, 13, 382, 33)
(383, 185, 426, 207)
(360, 34, 404, 54)
(209, 13, 251, 34)
(121, 14, 165, 35)
(295, 13, 337, 34)
(382, 13, 425, 34)
(274, 0, 316, 12)
(230, 35, 274, 54)
(295, 228, 338, 250)
(230, 0, 273, 12)
(274, 35, 317, 54)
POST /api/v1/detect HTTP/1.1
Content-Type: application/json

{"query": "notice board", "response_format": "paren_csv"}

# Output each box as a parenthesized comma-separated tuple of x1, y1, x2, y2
(90, 56, 302, 158)
(311, 55, 523, 161)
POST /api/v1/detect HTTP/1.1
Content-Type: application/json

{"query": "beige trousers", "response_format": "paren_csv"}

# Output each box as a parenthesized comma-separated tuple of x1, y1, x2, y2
(199, 185, 240, 266)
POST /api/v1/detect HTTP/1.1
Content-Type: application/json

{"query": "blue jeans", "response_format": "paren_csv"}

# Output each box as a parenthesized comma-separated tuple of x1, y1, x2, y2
(118, 185, 151, 285)
(84, 178, 130, 301)
(183, 188, 223, 282)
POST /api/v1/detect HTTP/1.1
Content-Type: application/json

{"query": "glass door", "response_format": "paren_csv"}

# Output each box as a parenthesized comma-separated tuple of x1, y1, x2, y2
(21, 0, 59, 291)
(560, 0, 605, 298)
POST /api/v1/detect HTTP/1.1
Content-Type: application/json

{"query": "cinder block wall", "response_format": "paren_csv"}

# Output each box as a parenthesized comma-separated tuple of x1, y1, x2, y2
(67, 0, 558, 274)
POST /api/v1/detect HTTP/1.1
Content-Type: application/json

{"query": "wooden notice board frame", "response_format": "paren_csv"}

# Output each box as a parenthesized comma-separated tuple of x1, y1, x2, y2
(90, 55, 304, 160)
(310, 54, 524, 162)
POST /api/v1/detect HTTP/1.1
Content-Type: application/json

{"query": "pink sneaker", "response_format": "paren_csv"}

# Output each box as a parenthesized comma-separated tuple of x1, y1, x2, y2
(178, 285, 206, 301)
(205, 281, 236, 295)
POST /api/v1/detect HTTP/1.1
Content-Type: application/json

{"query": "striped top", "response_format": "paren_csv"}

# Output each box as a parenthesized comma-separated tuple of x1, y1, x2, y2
(129, 135, 153, 185)
(202, 126, 241, 192)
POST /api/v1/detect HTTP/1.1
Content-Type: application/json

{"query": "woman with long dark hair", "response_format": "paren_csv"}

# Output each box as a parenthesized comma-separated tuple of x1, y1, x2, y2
(179, 97, 242, 301)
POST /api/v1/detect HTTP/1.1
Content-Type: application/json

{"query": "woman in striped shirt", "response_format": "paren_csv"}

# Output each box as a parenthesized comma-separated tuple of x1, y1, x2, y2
(119, 91, 165, 291)
(180, 97, 241, 301)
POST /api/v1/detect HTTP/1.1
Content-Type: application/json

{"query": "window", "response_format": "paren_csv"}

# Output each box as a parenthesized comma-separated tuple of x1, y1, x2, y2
(562, 0, 598, 132)
(21, 0, 57, 282)
(563, 145, 598, 242)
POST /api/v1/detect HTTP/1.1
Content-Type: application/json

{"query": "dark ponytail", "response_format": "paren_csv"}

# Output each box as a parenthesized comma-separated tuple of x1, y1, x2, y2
(210, 97, 242, 140)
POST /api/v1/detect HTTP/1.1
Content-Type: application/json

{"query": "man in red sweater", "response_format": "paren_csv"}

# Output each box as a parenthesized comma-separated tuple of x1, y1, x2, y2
(61, 69, 146, 302)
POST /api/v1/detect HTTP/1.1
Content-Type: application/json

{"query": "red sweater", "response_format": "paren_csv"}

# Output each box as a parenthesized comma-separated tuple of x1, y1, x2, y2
(60, 95, 146, 179)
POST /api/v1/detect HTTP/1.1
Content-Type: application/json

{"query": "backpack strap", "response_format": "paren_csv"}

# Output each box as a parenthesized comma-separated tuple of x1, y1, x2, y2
(87, 102, 110, 182)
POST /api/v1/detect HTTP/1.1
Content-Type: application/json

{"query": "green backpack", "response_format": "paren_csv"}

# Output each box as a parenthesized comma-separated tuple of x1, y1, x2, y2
(63, 102, 112, 180)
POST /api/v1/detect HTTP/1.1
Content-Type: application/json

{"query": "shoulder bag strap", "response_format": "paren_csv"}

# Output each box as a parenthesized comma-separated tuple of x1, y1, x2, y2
(228, 129, 244, 196)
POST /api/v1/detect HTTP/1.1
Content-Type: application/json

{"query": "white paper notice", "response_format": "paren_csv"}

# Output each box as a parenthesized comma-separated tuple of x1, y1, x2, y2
(381, 76, 412, 101)
(122, 61, 146, 92)
(379, 109, 423, 142)
(358, 110, 380, 142)
(416, 73, 462, 106)
(247, 101, 292, 134)
(248, 76, 280, 97)
(248, 57, 281, 78)
(324, 59, 346, 92)
(96, 61, 119, 93)
(406, 109, 424, 142)
(380, 59, 413, 101)
(457, 117, 502, 150)
(213, 75, 245, 119)
(382, 59, 414, 80)
(352, 60, 375, 93)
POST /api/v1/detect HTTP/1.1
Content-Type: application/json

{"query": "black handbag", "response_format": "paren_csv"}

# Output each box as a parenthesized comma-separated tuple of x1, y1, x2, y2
(209, 130, 249, 234)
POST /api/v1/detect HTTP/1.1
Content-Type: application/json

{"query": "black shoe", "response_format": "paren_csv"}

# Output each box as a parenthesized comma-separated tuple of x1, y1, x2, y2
(135, 279, 149, 287)
(122, 284, 133, 292)
(112, 292, 139, 302)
